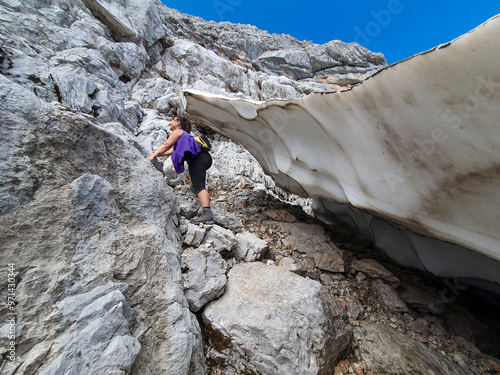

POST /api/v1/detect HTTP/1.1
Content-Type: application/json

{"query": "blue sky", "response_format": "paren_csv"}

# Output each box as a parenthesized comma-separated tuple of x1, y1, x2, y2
(161, 0, 499, 64)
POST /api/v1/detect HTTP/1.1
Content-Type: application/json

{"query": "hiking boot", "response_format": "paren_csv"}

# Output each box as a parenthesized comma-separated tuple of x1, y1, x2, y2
(190, 210, 214, 224)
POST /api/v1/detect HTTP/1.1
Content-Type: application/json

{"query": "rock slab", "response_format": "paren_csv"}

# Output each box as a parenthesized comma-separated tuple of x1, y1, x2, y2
(356, 323, 470, 375)
(203, 262, 352, 375)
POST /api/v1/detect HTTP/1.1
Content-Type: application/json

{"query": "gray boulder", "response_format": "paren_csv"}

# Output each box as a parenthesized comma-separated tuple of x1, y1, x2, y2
(234, 231, 269, 262)
(202, 224, 238, 257)
(182, 244, 230, 312)
(203, 262, 352, 375)
(184, 223, 207, 247)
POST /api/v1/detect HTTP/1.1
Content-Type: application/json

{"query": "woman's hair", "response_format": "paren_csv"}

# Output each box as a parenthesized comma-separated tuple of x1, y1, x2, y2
(175, 116, 192, 134)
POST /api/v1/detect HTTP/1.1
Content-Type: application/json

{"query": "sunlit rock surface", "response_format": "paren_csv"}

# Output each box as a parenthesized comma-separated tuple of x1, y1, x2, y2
(183, 15, 500, 288)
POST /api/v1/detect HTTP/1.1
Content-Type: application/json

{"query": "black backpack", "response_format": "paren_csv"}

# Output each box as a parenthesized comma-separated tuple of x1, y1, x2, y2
(194, 134, 212, 152)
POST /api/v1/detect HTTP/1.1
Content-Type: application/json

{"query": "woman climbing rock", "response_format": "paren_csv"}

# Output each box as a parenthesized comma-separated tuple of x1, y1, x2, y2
(147, 116, 214, 224)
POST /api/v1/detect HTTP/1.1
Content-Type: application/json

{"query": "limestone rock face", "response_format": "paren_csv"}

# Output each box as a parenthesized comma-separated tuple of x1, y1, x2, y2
(82, 0, 167, 47)
(0, 0, 148, 131)
(39, 283, 140, 375)
(183, 15, 500, 288)
(159, 7, 386, 84)
(202, 262, 352, 375)
(0, 0, 383, 152)
(0, 78, 205, 375)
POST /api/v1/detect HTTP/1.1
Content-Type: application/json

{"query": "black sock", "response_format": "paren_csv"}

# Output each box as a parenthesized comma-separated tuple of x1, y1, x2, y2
(202, 207, 212, 214)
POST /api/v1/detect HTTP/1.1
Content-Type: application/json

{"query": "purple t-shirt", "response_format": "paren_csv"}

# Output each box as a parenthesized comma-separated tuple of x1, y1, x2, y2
(171, 130, 201, 173)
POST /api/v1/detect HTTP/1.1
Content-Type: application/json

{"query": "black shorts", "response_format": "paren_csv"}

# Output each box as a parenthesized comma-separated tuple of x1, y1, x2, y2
(188, 151, 212, 194)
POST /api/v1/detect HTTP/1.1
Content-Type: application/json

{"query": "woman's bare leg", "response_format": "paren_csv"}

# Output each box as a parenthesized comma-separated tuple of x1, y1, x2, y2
(197, 189, 210, 208)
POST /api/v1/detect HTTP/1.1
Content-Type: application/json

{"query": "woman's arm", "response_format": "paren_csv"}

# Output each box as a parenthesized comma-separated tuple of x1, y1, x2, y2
(147, 129, 183, 161)
(160, 148, 174, 157)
